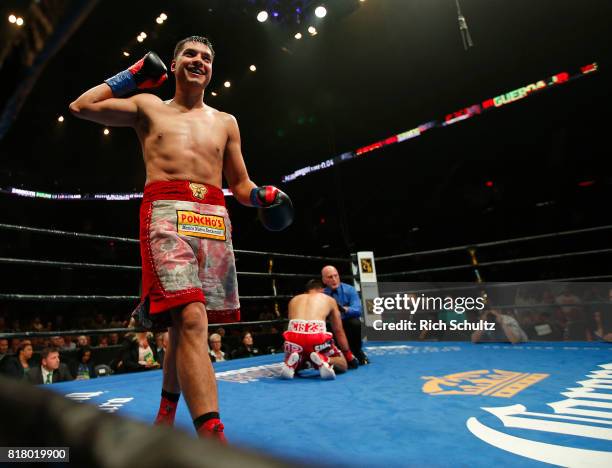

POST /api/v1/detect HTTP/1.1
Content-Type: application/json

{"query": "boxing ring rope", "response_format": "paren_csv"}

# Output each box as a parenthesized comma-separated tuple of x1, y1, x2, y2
(0, 222, 350, 262)
(0, 318, 290, 340)
(0, 222, 350, 310)
(375, 224, 612, 261)
(377, 248, 612, 278)
(374, 224, 612, 280)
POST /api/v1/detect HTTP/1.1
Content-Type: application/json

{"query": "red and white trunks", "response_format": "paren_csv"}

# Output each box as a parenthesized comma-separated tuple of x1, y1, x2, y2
(137, 180, 240, 325)
(283, 319, 341, 367)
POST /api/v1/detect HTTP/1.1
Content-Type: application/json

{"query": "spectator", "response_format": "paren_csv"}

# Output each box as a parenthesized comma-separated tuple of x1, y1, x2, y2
(109, 333, 120, 346)
(50, 336, 68, 350)
(9, 338, 20, 354)
(1, 342, 34, 380)
(76, 335, 89, 348)
(321, 267, 368, 364)
(118, 332, 160, 373)
(0, 338, 9, 368)
(63, 335, 77, 350)
(27, 347, 73, 384)
(97, 336, 109, 347)
(589, 288, 612, 342)
(528, 311, 564, 341)
(556, 286, 588, 340)
(155, 332, 168, 367)
(31, 316, 45, 332)
(209, 333, 228, 362)
(69, 346, 96, 380)
(231, 332, 260, 359)
(91, 313, 107, 329)
(472, 308, 528, 344)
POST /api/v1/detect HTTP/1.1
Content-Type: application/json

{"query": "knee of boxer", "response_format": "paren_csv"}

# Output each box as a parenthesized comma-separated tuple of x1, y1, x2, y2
(174, 303, 207, 334)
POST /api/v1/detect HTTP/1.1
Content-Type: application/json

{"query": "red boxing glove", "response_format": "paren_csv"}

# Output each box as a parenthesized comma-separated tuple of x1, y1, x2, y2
(343, 350, 359, 369)
(250, 186, 294, 231)
(105, 52, 168, 97)
(128, 52, 168, 90)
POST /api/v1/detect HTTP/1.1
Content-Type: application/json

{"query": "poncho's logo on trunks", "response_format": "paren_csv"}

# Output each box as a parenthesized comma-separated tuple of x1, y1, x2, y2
(189, 183, 208, 200)
(177, 210, 226, 241)
(466, 362, 612, 466)
(422, 369, 548, 398)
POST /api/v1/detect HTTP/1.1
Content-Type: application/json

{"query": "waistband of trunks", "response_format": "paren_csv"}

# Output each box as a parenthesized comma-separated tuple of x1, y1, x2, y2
(288, 319, 327, 333)
(143, 180, 226, 206)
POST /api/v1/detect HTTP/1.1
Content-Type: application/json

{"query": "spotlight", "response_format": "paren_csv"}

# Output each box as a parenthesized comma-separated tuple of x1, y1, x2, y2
(16, 17, 24, 26)
(57, 116, 64, 123)
(123, 51, 130, 57)
(137, 36, 144, 43)
(160, 13, 167, 20)
(257, 11, 268, 22)
(249, 65, 257, 72)
(308, 26, 317, 35)
(224, 81, 231, 88)
(294, 32, 302, 39)
(8, 14, 16, 23)
(315, 6, 327, 18)
(140, 32, 147, 38)
(103, 128, 110, 135)
(211, 91, 218, 96)
(156, 17, 163, 24)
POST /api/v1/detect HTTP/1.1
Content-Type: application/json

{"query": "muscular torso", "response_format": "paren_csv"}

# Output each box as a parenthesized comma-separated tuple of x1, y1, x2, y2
(135, 95, 228, 187)
(288, 293, 334, 322)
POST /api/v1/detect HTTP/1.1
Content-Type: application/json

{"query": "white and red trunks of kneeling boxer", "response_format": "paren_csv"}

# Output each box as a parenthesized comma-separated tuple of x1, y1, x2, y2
(281, 319, 344, 380)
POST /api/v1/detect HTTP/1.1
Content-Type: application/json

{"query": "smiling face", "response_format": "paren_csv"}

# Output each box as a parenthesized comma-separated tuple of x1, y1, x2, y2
(171, 41, 213, 90)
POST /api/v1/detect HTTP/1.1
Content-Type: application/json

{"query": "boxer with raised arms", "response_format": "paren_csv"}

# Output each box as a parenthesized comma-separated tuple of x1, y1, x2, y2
(70, 36, 293, 441)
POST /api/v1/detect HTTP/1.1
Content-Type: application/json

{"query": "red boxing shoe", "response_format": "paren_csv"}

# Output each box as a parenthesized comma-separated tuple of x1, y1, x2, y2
(154, 398, 178, 426)
(197, 418, 227, 444)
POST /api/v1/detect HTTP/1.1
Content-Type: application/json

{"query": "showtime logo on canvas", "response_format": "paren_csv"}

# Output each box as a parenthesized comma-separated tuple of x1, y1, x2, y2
(467, 363, 612, 466)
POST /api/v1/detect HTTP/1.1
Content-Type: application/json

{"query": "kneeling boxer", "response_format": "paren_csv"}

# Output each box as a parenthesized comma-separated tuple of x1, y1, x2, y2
(281, 279, 359, 380)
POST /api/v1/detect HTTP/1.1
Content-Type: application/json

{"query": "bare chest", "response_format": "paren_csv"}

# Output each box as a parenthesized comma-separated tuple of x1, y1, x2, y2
(142, 108, 227, 159)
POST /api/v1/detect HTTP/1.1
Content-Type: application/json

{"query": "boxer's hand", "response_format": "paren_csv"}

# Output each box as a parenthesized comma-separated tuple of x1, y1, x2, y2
(250, 186, 294, 231)
(344, 350, 359, 369)
(105, 52, 167, 97)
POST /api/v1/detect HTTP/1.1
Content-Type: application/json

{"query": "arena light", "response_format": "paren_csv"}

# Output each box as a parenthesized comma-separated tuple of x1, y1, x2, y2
(308, 26, 317, 36)
(211, 91, 218, 96)
(160, 13, 167, 20)
(249, 65, 257, 72)
(137, 36, 144, 43)
(103, 128, 110, 135)
(8, 14, 16, 23)
(57, 116, 64, 123)
(315, 6, 327, 18)
(16, 17, 24, 26)
(257, 11, 268, 22)
(294, 32, 302, 39)
(156, 17, 163, 24)
(123, 51, 130, 57)
(224, 81, 231, 88)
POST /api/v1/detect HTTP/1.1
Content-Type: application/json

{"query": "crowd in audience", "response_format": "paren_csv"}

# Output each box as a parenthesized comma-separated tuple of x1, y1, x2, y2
(1, 281, 610, 385)
(418, 284, 612, 342)
(0, 306, 281, 384)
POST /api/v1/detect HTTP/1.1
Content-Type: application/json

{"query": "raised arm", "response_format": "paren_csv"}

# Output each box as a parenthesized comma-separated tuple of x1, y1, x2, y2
(69, 84, 139, 127)
(69, 51, 167, 127)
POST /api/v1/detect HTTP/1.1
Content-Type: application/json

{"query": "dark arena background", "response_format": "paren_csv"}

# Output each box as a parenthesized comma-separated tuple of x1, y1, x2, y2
(0, 1, 611, 467)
